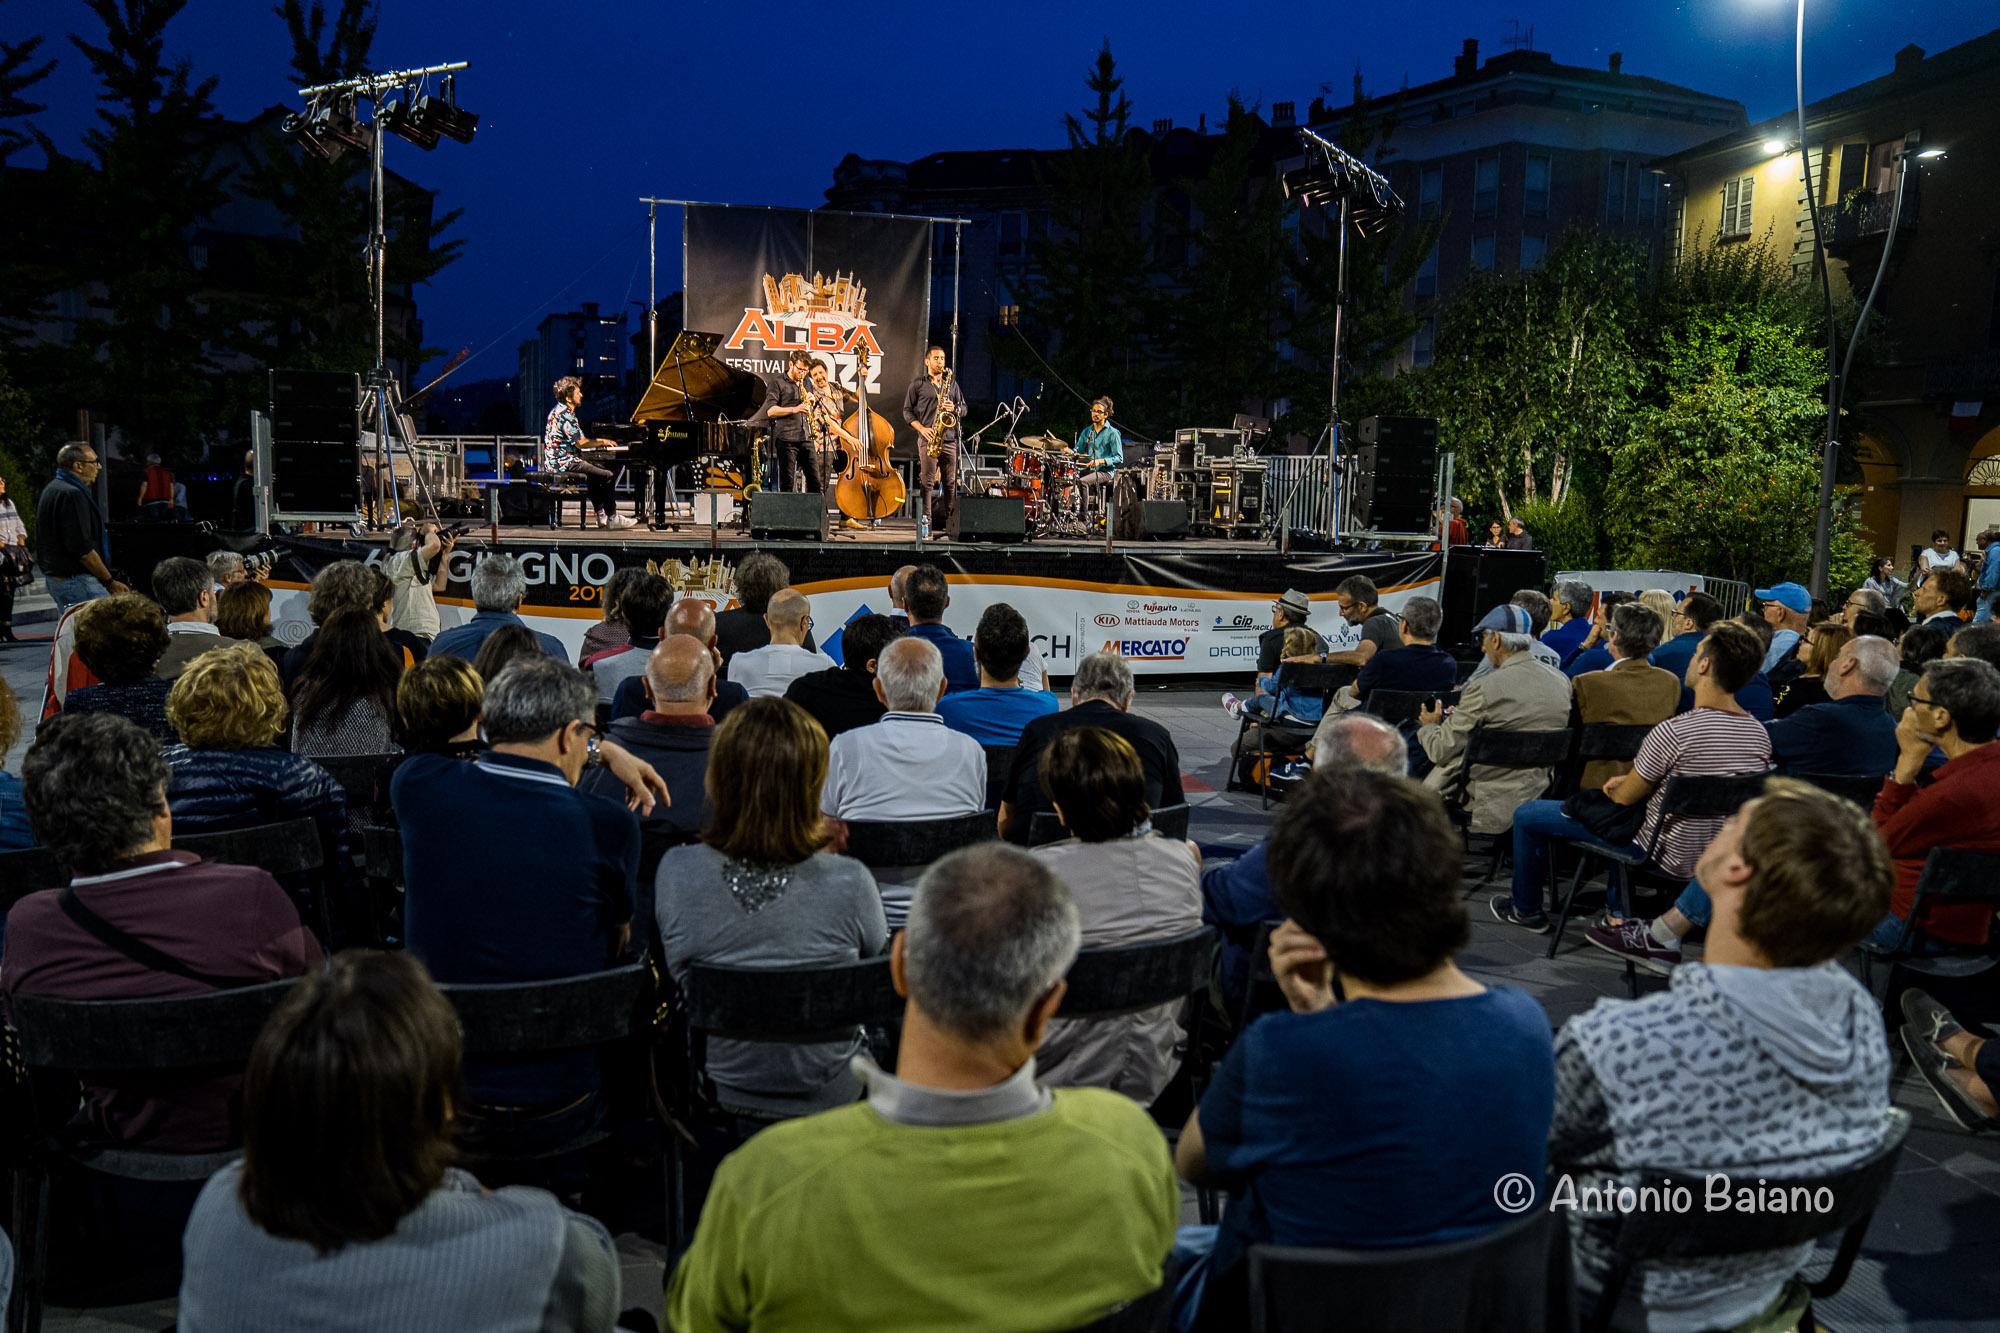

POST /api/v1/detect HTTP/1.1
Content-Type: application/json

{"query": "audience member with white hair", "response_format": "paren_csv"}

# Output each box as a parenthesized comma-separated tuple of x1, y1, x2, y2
(999, 650, 1185, 843)
(1762, 634, 1901, 777)
(667, 843, 1177, 1330)
(821, 637, 986, 851)
(1542, 578, 1596, 663)
(726, 587, 833, 699)
(427, 554, 567, 662)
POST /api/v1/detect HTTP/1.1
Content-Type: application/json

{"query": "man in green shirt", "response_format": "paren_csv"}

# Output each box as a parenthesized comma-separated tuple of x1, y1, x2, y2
(667, 843, 1178, 1332)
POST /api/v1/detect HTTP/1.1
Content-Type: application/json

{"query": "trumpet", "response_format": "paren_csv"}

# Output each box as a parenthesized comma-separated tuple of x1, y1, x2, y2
(929, 367, 956, 459)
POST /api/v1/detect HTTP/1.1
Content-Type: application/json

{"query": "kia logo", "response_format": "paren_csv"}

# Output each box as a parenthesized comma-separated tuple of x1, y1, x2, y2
(1094, 613, 1121, 629)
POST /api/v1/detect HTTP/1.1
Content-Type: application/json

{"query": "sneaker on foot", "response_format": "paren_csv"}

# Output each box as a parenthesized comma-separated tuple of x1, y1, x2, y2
(1488, 895, 1550, 935)
(1901, 988, 1966, 1053)
(603, 514, 638, 530)
(1222, 693, 1244, 721)
(1584, 919, 1682, 975)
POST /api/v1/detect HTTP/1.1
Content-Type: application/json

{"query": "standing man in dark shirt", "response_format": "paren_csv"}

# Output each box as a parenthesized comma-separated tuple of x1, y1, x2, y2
(786, 612, 899, 739)
(1503, 517, 1534, 549)
(999, 651, 1184, 843)
(902, 346, 968, 538)
(764, 351, 818, 495)
(37, 441, 127, 616)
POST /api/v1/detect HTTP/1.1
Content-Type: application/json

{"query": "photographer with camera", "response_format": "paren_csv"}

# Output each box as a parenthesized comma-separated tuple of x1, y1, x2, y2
(384, 520, 461, 645)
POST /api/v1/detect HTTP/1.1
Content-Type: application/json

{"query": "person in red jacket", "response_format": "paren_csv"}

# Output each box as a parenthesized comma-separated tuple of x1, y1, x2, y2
(1871, 657, 2000, 951)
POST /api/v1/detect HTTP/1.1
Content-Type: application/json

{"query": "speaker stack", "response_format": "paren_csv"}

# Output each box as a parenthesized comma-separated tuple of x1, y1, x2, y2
(1351, 416, 1439, 534)
(268, 370, 362, 515)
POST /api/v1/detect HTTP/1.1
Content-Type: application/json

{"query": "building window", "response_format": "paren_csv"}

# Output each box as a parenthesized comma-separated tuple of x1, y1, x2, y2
(1474, 158, 1499, 219)
(999, 211, 1024, 257)
(1415, 243, 1439, 298)
(1524, 155, 1549, 217)
(1419, 166, 1442, 220)
(1837, 142, 1868, 198)
(1519, 235, 1545, 270)
(1471, 234, 1495, 270)
(1413, 317, 1436, 368)
(1606, 160, 1627, 222)
(1720, 174, 1755, 238)
(1637, 170, 1658, 224)
(997, 305, 1020, 326)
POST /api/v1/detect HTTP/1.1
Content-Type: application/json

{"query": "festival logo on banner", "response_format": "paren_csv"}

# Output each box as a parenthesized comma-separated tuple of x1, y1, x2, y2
(723, 271, 887, 397)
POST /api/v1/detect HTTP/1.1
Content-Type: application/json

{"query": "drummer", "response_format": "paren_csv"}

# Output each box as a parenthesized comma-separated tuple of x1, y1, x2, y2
(1068, 396, 1121, 492)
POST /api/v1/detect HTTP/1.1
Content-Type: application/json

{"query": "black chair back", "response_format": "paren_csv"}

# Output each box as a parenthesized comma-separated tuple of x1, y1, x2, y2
(174, 817, 333, 945)
(1365, 688, 1459, 724)
(1247, 1204, 1568, 1333)
(1577, 723, 1652, 762)
(1464, 726, 1575, 770)
(0, 847, 69, 904)
(1653, 772, 1771, 821)
(1874, 846, 2000, 959)
(681, 957, 903, 1042)
(1580, 1110, 1910, 1333)
(982, 744, 1015, 810)
(1273, 661, 1354, 697)
(1060, 927, 1218, 1020)
(439, 962, 652, 1057)
(11, 978, 300, 1072)
(310, 751, 400, 817)
(361, 822, 403, 882)
(843, 812, 994, 869)
(1790, 772, 1887, 808)
(1029, 803, 1191, 849)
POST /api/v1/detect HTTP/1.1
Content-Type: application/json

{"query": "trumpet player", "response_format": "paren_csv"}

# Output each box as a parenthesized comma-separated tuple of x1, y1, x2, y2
(902, 345, 968, 537)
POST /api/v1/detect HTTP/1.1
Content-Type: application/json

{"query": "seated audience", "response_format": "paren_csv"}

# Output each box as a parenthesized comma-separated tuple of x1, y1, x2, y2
(1901, 989, 2000, 1132)
(666, 844, 1176, 1331)
(1843, 585, 1887, 628)
(1767, 635, 1900, 777)
(1542, 578, 1595, 663)
(1560, 591, 1637, 678)
(1637, 589, 1678, 643)
(1721, 613, 1778, 721)
(1652, 590, 1724, 682)
(726, 588, 833, 698)
(1204, 714, 1407, 1011)
(1869, 657, 2000, 952)
(1752, 581, 1811, 673)
(1552, 780, 1897, 1333)
(1770, 619, 1850, 717)
(785, 612, 897, 739)
(1571, 601, 1679, 789)
(1321, 575, 1401, 670)
(714, 552, 816, 668)
(1495, 622, 1770, 933)
(1464, 588, 1564, 683)
(938, 603, 1060, 744)
(583, 571, 672, 705)
(1331, 594, 1456, 710)
(1225, 626, 1324, 723)
(397, 655, 485, 760)
(1001, 651, 1185, 844)
(901, 562, 979, 693)
(176, 951, 619, 1331)
(1948, 622, 2000, 671)
(6, 713, 320, 1151)
(1913, 564, 1973, 630)
(427, 555, 566, 662)
(1173, 767, 1554, 1329)
(578, 566, 646, 664)
(215, 580, 287, 671)
(290, 608, 404, 757)
(394, 655, 659, 1126)
(280, 560, 380, 687)
(583, 635, 715, 846)
(151, 555, 226, 680)
(63, 593, 177, 744)
(615, 595, 748, 725)
(472, 622, 548, 683)
(1031, 729, 1201, 1104)
(656, 698, 888, 1118)
(370, 567, 428, 667)
(1254, 588, 1324, 682)
(0, 679, 30, 848)
(1417, 605, 1572, 835)
(1886, 623, 1948, 718)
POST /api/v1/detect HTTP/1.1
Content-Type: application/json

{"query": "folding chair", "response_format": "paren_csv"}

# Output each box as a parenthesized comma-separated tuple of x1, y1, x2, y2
(0, 849, 68, 901)
(844, 812, 996, 928)
(8, 980, 301, 1333)
(309, 751, 401, 827)
(1792, 771, 1889, 810)
(1439, 725, 1573, 895)
(1227, 663, 1353, 809)
(174, 817, 335, 948)
(1857, 846, 2000, 993)
(1574, 1110, 1911, 1333)
(1244, 1202, 1570, 1333)
(1362, 687, 1459, 726)
(981, 744, 1015, 812)
(1028, 803, 1190, 849)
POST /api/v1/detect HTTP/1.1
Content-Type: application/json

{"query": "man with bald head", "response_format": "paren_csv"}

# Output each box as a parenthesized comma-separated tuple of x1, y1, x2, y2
(583, 635, 715, 866)
(725, 587, 833, 699)
(1764, 634, 1901, 778)
(610, 597, 750, 725)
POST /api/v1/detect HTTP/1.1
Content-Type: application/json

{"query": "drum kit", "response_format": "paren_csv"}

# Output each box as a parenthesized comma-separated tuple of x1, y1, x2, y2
(994, 435, 1109, 537)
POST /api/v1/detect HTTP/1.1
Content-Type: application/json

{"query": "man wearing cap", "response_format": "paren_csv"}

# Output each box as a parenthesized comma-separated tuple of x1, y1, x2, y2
(1257, 590, 1321, 677)
(1416, 604, 1572, 835)
(1753, 582, 1812, 675)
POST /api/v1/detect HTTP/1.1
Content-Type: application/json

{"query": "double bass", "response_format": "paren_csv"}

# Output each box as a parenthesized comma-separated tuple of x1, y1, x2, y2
(833, 346, 906, 524)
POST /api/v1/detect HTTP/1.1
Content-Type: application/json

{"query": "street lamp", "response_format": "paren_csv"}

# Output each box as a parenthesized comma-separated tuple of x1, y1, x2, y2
(1785, 0, 1844, 603)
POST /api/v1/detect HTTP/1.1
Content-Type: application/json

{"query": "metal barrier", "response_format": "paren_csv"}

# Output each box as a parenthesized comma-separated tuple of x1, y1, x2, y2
(1705, 577, 1750, 618)
(1264, 456, 1335, 536)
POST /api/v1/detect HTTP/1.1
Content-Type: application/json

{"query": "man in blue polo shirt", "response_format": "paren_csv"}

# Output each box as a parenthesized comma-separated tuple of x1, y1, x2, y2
(901, 563, 978, 694)
(1766, 635, 1900, 777)
(394, 654, 665, 1137)
(938, 603, 1058, 745)
(1541, 579, 1594, 663)
(1652, 591, 1723, 683)
(429, 554, 568, 662)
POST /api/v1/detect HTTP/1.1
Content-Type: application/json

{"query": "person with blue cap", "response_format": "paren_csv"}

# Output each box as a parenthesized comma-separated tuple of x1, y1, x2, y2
(1752, 582, 1812, 675)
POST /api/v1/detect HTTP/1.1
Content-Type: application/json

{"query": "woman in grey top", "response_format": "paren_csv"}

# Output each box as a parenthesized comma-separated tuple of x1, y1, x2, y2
(179, 951, 619, 1333)
(1032, 726, 1202, 1104)
(290, 608, 403, 758)
(657, 697, 889, 1119)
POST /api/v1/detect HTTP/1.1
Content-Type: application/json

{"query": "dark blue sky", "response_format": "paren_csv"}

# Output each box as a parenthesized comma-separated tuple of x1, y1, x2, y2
(8, 1, 1997, 383)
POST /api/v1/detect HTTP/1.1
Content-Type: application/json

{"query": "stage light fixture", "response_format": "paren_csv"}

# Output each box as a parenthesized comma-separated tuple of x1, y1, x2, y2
(414, 76, 478, 145)
(285, 96, 370, 162)
(378, 95, 440, 150)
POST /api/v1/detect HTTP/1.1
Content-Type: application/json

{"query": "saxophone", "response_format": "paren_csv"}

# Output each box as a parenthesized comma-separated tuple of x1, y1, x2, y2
(928, 367, 956, 459)
(743, 432, 762, 498)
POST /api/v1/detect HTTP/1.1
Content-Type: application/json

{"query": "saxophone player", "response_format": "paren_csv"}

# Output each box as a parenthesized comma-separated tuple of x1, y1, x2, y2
(901, 345, 968, 538)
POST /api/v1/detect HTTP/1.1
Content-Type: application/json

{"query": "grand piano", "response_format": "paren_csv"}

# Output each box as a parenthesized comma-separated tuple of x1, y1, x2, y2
(588, 330, 766, 527)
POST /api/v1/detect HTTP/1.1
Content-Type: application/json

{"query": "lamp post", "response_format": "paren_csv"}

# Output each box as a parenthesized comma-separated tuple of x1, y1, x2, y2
(1791, 0, 1843, 602)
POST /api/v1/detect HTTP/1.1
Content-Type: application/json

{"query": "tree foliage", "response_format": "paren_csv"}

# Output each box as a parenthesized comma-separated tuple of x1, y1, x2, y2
(0, 0, 55, 165)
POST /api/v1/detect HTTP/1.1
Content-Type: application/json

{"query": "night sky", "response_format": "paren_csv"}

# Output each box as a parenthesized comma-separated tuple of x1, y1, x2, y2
(7, 0, 1996, 384)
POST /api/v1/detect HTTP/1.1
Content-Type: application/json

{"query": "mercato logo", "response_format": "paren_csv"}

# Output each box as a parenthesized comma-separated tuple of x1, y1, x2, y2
(1105, 637, 1187, 661)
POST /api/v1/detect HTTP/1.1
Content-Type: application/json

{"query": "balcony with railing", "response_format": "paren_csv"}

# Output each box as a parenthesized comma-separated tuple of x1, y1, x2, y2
(1818, 182, 1919, 255)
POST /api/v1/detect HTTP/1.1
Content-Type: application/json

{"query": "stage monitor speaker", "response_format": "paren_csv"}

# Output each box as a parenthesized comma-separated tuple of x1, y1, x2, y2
(269, 369, 360, 443)
(748, 492, 827, 539)
(1138, 499, 1190, 538)
(496, 481, 552, 523)
(1439, 545, 1548, 652)
(270, 439, 361, 512)
(950, 495, 1027, 543)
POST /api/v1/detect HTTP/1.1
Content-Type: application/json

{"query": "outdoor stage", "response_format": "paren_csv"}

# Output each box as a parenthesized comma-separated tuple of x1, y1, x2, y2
(264, 521, 1447, 675)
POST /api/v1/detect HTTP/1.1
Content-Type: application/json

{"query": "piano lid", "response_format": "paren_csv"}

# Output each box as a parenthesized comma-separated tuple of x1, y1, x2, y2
(631, 330, 768, 424)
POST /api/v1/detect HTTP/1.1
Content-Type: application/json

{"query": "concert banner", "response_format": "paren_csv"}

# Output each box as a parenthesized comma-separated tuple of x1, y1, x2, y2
(684, 204, 932, 444)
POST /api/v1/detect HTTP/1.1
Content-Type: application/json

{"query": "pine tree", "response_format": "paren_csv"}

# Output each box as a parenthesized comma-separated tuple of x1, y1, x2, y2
(0, 0, 55, 165)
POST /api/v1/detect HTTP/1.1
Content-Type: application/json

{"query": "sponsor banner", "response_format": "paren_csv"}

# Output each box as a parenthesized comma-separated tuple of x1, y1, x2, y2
(684, 204, 930, 443)
(268, 538, 1441, 676)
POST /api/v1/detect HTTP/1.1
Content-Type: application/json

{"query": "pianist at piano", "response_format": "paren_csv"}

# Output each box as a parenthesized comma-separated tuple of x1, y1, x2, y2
(545, 375, 638, 530)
